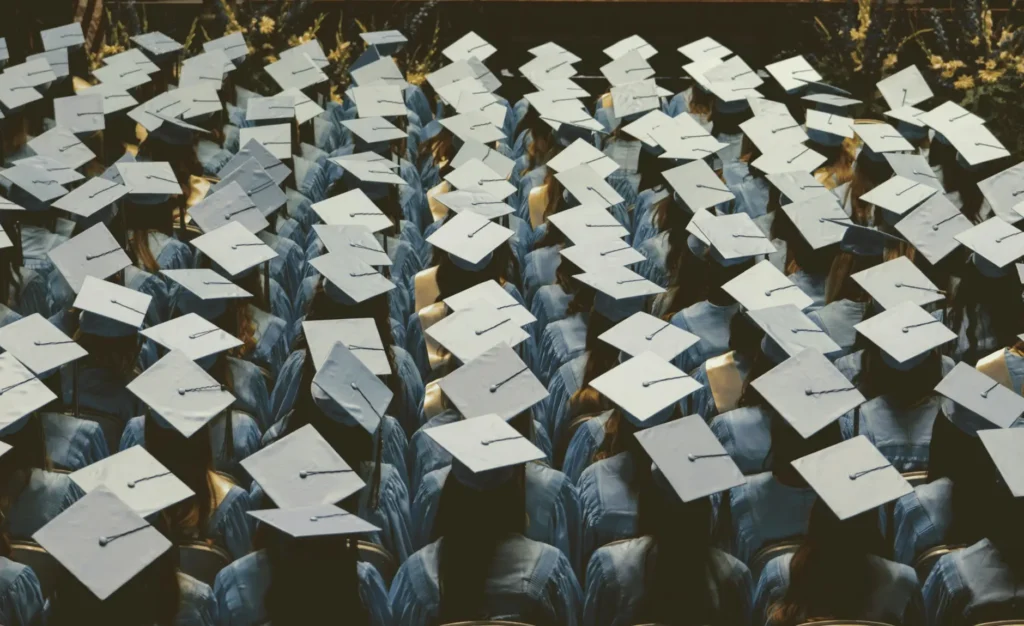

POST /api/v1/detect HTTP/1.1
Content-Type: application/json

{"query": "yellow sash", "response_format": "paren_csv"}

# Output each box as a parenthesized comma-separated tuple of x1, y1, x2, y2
(705, 351, 745, 413)
(188, 175, 211, 209)
(599, 93, 612, 110)
(529, 184, 550, 230)
(208, 470, 235, 509)
(427, 180, 451, 223)
(414, 266, 440, 314)
(422, 380, 445, 419)
(418, 302, 451, 372)
(977, 349, 1013, 391)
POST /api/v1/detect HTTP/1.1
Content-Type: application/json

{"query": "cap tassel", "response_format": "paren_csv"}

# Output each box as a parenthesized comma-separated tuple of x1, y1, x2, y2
(848, 464, 891, 481)
(98, 524, 149, 547)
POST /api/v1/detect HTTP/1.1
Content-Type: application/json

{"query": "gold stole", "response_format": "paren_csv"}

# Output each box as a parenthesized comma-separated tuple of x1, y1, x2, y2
(977, 349, 1013, 391)
(529, 184, 550, 230)
(599, 93, 612, 110)
(427, 181, 451, 223)
(705, 351, 745, 414)
(418, 302, 451, 372)
(413, 266, 440, 314)
(422, 380, 445, 420)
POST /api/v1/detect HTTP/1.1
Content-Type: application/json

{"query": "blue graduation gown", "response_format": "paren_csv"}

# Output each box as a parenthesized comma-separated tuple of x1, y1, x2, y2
(710, 406, 773, 475)
(892, 478, 952, 567)
(807, 299, 867, 360)
(536, 314, 587, 387)
(42, 412, 109, 471)
(4, 469, 84, 540)
(715, 471, 816, 565)
(671, 301, 740, 375)
(578, 452, 639, 569)
(923, 538, 1024, 626)
(0, 558, 44, 626)
(839, 394, 941, 473)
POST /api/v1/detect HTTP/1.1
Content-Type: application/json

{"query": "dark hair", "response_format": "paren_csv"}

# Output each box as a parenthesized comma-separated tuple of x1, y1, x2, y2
(433, 465, 527, 623)
(530, 169, 568, 252)
(143, 417, 215, 545)
(417, 127, 456, 178)
(857, 344, 943, 409)
(430, 215, 520, 301)
(0, 415, 49, 554)
(264, 534, 369, 626)
(731, 313, 772, 409)
(514, 109, 557, 177)
(768, 417, 841, 485)
(0, 236, 24, 309)
(927, 414, 999, 546)
(944, 262, 1024, 365)
(74, 330, 142, 383)
(843, 151, 893, 227)
(824, 250, 874, 304)
(768, 499, 888, 625)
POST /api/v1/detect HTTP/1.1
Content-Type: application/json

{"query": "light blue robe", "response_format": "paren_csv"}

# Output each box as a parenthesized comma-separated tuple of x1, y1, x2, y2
(214, 552, 392, 626)
(754, 553, 924, 626)
(144, 231, 193, 273)
(59, 362, 143, 430)
(11, 267, 48, 319)
(710, 406, 773, 475)
(578, 452, 639, 569)
(892, 478, 953, 567)
(531, 284, 571, 339)
(562, 411, 611, 486)
(522, 245, 561, 308)
(722, 161, 770, 219)
(42, 412, 109, 472)
(715, 471, 816, 565)
(634, 231, 670, 288)
(583, 537, 753, 626)
(839, 395, 940, 473)
(923, 538, 1024, 626)
(789, 269, 828, 312)
(4, 469, 84, 540)
(412, 463, 581, 572)
(0, 557, 44, 626)
(808, 299, 867, 360)
(671, 301, 741, 374)
(19, 224, 66, 277)
(544, 354, 587, 452)
(388, 535, 582, 626)
(536, 314, 587, 387)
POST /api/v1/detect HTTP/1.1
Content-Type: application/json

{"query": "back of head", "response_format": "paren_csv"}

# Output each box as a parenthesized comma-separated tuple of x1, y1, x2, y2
(265, 534, 368, 626)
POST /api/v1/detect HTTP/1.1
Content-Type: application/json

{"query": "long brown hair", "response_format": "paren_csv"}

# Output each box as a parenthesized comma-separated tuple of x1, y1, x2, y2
(144, 417, 216, 537)
(264, 534, 369, 626)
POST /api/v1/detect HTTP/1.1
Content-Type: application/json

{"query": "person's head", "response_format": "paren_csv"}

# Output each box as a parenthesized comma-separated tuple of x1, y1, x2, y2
(0, 415, 49, 520)
(143, 416, 214, 535)
(845, 150, 894, 226)
(75, 329, 141, 382)
(858, 343, 943, 408)
(928, 414, 1000, 545)
(431, 217, 520, 301)
(824, 249, 875, 304)
(768, 416, 841, 484)
(945, 259, 1024, 363)
(0, 233, 24, 308)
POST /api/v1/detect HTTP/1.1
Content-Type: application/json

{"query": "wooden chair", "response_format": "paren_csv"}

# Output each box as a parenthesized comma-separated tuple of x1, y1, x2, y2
(750, 539, 803, 581)
(357, 540, 398, 588)
(440, 621, 535, 626)
(975, 622, 1024, 625)
(913, 544, 966, 583)
(9, 540, 60, 599)
(178, 542, 232, 587)
(797, 622, 896, 626)
(901, 470, 928, 487)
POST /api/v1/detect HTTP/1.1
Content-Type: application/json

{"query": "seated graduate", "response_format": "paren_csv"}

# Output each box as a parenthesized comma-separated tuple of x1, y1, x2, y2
(123, 349, 254, 560)
(584, 415, 753, 626)
(410, 343, 580, 571)
(924, 427, 1024, 625)
(753, 436, 923, 626)
(34, 487, 217, 626)
(0, 444, 45, 626)
(215, 502, 391, 625)
(390, 415, 582, 626)
(242, 342, 412, 563)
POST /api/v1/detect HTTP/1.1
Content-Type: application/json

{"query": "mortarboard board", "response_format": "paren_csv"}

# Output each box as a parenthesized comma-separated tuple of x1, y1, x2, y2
(956, 217, 1024, 271)
(426, 413, 545, 490)
(203, 32, 248, 62)
(127, 349, 234, 437)
(559, 239, 646, 274)
(192, 221, 277, 277)
(765, 55, 821, 92)
(853, 122, 914, 154)
(426, 210, 513, 268)
(69, 446, 193, 517)
(48, 223, 131, 294)
(265, 53, 328, 91)
(918, 101, 985, 138)
(16, 155, 84, 186)
(944, 123, 1010, 167)
(937, 362, 1024, 431)
(451, 140, 515, 180)
(574, 266, 665, 323)
(978, 161, 1024, 224)
(0, 352, 56, 435)
(723, 259, 813, 311)
(53, 94, 105, 135)
(189, 181, 268, 234)
(751, 143, 827, 175)
(598, 311, 699, 361)
(766, 171, 832, 204)
(678, 37, 731, 62)
(312, 224, 391, 266)
(211, 157, 287, 217)
(360, 30, 408, 56)
(662, 160, 735, 212)
(859, 175, 939, 223)
(434, 189, 514, 221)
(590, 351, 700, 427)
(349, 84, 407, 119)
(438, 342, 547, 420)
(302, 319, 390, 375)
(220, 139, 290, 187)
(280, 40, 329, 70)
(0, 164, 67, 203)
(41, 23, 85, 51)
(979, 428, 1024, 497)
(308, 253, 395, 305)
(702, 213, 777, 265)
(140, 314, 243, 362)
(425, 305, 530, 364)
(238, 124, 292, 161)
(342, 117, 406, 145)
(311, 189, 393, 232)
(611, 80, 661, 119)
(0, 74, 43, 111)
(851, 255, 944, 310)
(131, 32, 183, 58)
(556, 164, 625, 210)
(779, 195, 851, 250)
(893, 193, 973, 265)
(281, 87, 323, 125)
(854, 301, 956, 369)
(443, 32, 497, 63)
(806, 109, 854, 139)
(29, 127, 95, 170)
(73, 276, 151, 337)
(547, 204, 628, 245)
(443, 280, 535, 327)
(439, 111, 505, 145)
(103, 48, 160, 75)
(311, 342, 392, 434)
(748, 305, 843, 363)
(116, 162, 181, 197)
(92, 61, 150, 90)
(547, 139, 619, 179)
(246, 95, 295, 123)
(249, 505, 379, 538)
(877, 66, 933, 111)
(600, 50, 654, 87)
(604, 35, 657, 61)
(740, 112, 808, 154)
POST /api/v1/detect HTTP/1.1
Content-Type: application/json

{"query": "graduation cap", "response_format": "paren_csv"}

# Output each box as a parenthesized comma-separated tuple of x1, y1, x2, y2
(425, 305, 530, 364)
(103, 48, 160, 76)
(280, 40, 329, 70)
(547, 139, 619, 179)
(598, 311, 699, 361)
(575, 266, 665, 322)
(0, 74, 43, 111)
(426, 413, 545, 490)
(0, 164, 68, 204)
(116, 162, 181, 199)
(192, 221, 277, 277)
(220, 139, 290, 187)
(249, 505, 380, 539)
(69, 446, 194, 517)
(140, 314, 243, 362)
(266, 53, 328, 91)
(203, 32, 248, 62)
(48, 223, 132, 294)
(349, 56, 410, 90)
(937, 362, 1024, 431)
(438, 343, 547, 420)
(893, 193, 972, 265)
(702, 213, 777, 266)
(956, 217, 1024, 275)
(751, 143, 827, 175)
(93, 61, 151, 90)
(53, 94, 105, 135)
(238, 124, 292, 161)
(16, 155, 84, 186)
(740, 113, 809, 154)
(779, 195, 851, 250)
(678, 37, 732, 62)
(557, 164, 626, 210)
(978, 161, 1024, 224)
(0, 351, 56, 436)
(723, 259, 813, 311)
(7, 58, 58, 88)
(859, 175, 939, 224)
(520, 53, 578, 82)
(443, 32, 497, 63)
(918, 101, 984, 138)
(302, 319, 390, 376)
(74, 276, 151, 337)
(342, 117, 406, 146)
(179, 51, 229, 90)
(246, 95, 295, 123)
(349, 84, 408, 119)
(41, 22, 85, 51)
(853, 123, 914, 155)
(311, 342, 392, 434)
(189, 181, 269, 235)
(750, 304, 843, 361)
(211, 157, 287, 217)
(312, 224, 391, 267)
(590, 351, 700, 428)
(766, 171, 832, 205)
(443, 280, 535, 328)
(29, 127, 95, 170)
(559, 239, 647, 274)
(426, 209, 513, 269)
(131, 32, 184, 58)
(877, 66, 933, 111)
(600, 50, 654, 87)
(851, 255, 944, 310)
(944, 123, 1010, 167)
(604, 34, 657, 60)
(127, 349, 234, 436)
(439, 111, 505, 145)
(663, 160, 735, 212)
(765, 55, 821, 92)
(308, 253, 395, 305)
(311, 188, 393, 233)
(360, 30, 408, 56)
(854, 301, 956, 370)
(611, 80, 661, 120)
(281, 87, 324, 125)
(547, 204, 628, 245)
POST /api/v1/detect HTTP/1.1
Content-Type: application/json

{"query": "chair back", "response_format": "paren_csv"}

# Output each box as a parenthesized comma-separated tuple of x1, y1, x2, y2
(901, 470, 928, 487)
(796, 622, 896, 626)
(357, 540, 398, 588)
(750, 539, 803, 580)
(913, 543, 966, 583)
(178, 542, 232, 586)
(9, 540, 60, 599)
(974, 622, 1024, 625)
(440, 622, 536, 626)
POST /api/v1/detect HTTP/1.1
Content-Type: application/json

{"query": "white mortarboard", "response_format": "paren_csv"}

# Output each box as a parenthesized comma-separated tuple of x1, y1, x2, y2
(751, 143, 827, 175)
(312, 224, 391, 266)
(705, 56, 764, 99)
(599, 311, 699, 361)
(678, 37, 731, 62)
(528, 41, 576, 58)
(131, 32, 184, 57)
(749, 305, 843, 361)
(766, 171, 832, 204)
(203, 32, 248, 61)
(211, 157, 287, 217)
(426, 210, 513, 266)
(116, 162, 181, 196)
(780, 195, 851, 250)
(161, 268, 251, 302)
(26, 49, 70, 80)
(425, 413, 545, 478)
(555, 164, 625, 210)
(853, 123, 914, 154)
(520, 53, 578, 82)
(526, 76, 588, 96)
(281, 87, 323, 125)
(246, 95, 295, 123)
(0, 352, 55, 435)
(350, 56, 410, 90)
(883, 153, 943, 189)
(806, 109, 854, 139)
(604, 35, 657, 60)
(0, 38, 7, 63)
(238, 124, 292, 160)
(884, 105, 928, 129)
(439, 111, 505, 145)
(444, 158, 515, 200)
(140, 314, 242, 362)
(547, 204, 628, 245)
(859, 175, 938, 221)
(192, 221, 277, 277)
(265, 53, 328, 91)
(662, 160, 735, 212)
(979, 429, 1024, 497)
(48, 223, 131, 294)
(918, 100, 985, 138)
(937, 362, 1024, 430)
(560, 239, 646, 273)
(311, 342, 392, 433)
(73, 276, 151, 333)
(301, 319, 390, 375)
(178, 51, 229, 89)
(240, 424, 365, 508)
(32, 488, 173, 601)
(591, 351, 700, 425)
(944, 123, 1010, 167)
(765, 55, 821, 92)
(793, 435, 913, 520)
(574, 266, 664, 307)
(69, 447, 193, 518)
(190, 181, 268, 235)
(534, 103, 605, 135)
(956, 217, 1024, 269)
(103, 48, 160, 75)
(127, 349, 234, 437)
(308, 253, 395, 304)
(280, 40, 329, 69)
(600, 50, 654, 87)
(92, 61, 150, 89)
(0, 74, 43, 111)
(0, 226, 11, 249)
(14, 156, 84, 186)
(220, 139, 291, 187)
(53, 94, 105, 134)
(0, 164, 67, 203)
(852, 255, 945, 310)
(349, 84, 407, 118)
(0, 313, 85, 376)
(41, 22, 85, 51)
(439, 343, 547, 420)
(635, 414, 745, 502)
(425, 305, 530, 363)
(740, 113, 808, 154)
(451, 140, 515, 181)
(893, 193, 972, 265)
(435, 77, 496, 111)
(7, 58, 58, 88)
(803, 93, 861, 108)
(979, 162, 1024, 223)
(702, 213, 777, 263)
(747, 97, 789, 117)
(425, 60, 475, 92)
(444, 279, 535, 327)
(435, 189, 514, 221)
(29, 127, 95, 169)
(341, 117, 406, 144)
(611, 80, 661, 119)
(854, 301, 956, 367)
(877, 66, 933, 111)
(443, 32, 497, 62)
(547, 139, 619, 179)
(249, 505, 379, 539)
(723, 259, 813, 311)
(339, 158, 407, 186)
(361, 30, 408, 54)
(311, 189, 393, 232)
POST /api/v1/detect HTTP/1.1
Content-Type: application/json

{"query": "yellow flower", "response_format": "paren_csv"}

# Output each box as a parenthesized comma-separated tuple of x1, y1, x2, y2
(984, 59, 998, 70)
(1016, 60, 1024, 75)
(259, 16, 275, 35)
(882, 53, 898, 71)
(970, 36, 981, 46)
(849, 28, 866, 42)
(954, 75, 976, 90)
(979, 68, 1005, 83)
(930, 54, 945, 69)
